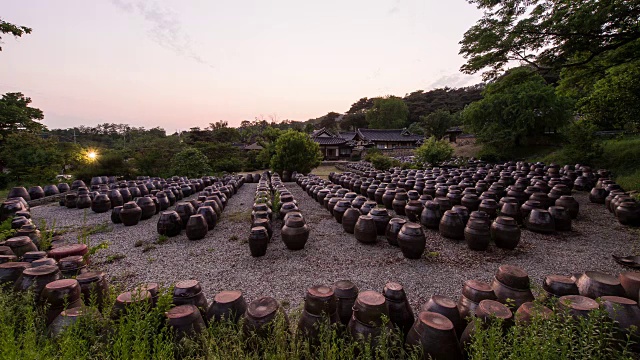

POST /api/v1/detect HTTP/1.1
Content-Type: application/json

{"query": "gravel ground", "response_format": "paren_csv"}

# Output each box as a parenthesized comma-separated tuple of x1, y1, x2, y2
(30, 182, 640, 312)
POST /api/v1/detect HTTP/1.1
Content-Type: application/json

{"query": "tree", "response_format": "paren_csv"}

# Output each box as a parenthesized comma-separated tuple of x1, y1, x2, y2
(459, 0, 640, 80)
(421, 109, 457, 140)
(340, 113, 368, 131)
(462, 67, 573, 156)
(0, 92, 45, 141)
(170, 147, 212, 178)
(0, 132, 63, 185)
(270, 130, 322, 174)
(563, 119, 603, 165)
(403, 86, 484, 124)
(366, 96, 409, 129)
(318, 112, 341, 130)
(1, 18, 32, 52)
(415, 136, 455, 165)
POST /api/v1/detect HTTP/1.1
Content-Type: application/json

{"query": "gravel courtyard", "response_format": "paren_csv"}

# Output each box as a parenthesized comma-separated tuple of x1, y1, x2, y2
(31, 181, 640, 311)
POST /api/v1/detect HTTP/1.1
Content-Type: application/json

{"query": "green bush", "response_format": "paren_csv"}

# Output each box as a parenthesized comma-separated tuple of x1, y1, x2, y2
(368, 154, 399, 171)
(170, 147, 212, 178)
(415, 136, 454, 165)
(563, 120, 603, 165)
(271, 130, 322, 174)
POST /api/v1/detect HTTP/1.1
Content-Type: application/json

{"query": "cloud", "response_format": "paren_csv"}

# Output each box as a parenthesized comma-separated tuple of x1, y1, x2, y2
(428, 72, 483, 89)
(388, 0, 401, 14)
(110, 0, 215, 68)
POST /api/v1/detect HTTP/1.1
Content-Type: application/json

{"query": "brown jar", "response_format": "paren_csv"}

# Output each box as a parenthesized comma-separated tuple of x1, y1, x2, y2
(385, 218, 406, 246)
(491, 217, 521, 250)
(397, 222, 426, 259)
(76, 271, 109, 310)
(206, 290, 247, 323)
(333, 280, 358, 326)
(342, 208, 361, 234)
(354, 215, 378, 244)
(369, 208, 391, 236)
(439, 210, 464, 240)
(282, 216, 310, 250)
(382, 282, 414, 339)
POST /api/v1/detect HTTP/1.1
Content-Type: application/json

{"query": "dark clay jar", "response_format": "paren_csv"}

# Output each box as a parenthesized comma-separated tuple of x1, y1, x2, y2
(392, 192, 409, 215)
(119, 188, 132, 203)
(354, 215, 378, 244)
(385, 218, 407, 246)
(452, 205, 469, 225)
(243, 297, 286, 342)
(520, 200, 542, 221)
(333, 280, 358, 326)
(248, 226, 269, 257)
(342, 208, 361, 234)
(397, 222, 426, 259)
(549, 206, 571, 231)
(156, 192, 170, 211)
(65, 193, 78, 208)
(464, 217, 491, 251)
(457, 280, 497, 324)
(14, 264, 61, 299)
(435, 197, 452, 212)
(421, 294, 465, 339)
(186, 215, 208, 240)
(8, 187, 30, 201)
(43, 185, 60, 197)
(136, 197, 156, 220)
(420, 201, 442, 230)
(282, 216, 310, 250)
(478, 199, 498, 219)
(59, 255, 88, 278)
(207, 290, 247, 323)
(76, 271, 109, 311)
(28, 186, 45, 200)
(40, 279, 84, 326)
(405, 200, 423, 223)
(157, 211, 182, 237)
(439, 210, 465, 240)
(382, 190, 396, 210)
(555, 196, 579, 219)
(298, 285, 340, 343)
(120, 202, 142, 226)
(76, 194, 92, 209)
(348, 291, 393, 349)
(175, 202, 196, 229)
(91, 194, 111, 213)
(0, 262, 31, 287)
(197, 206, 217, 231)
(383, 282, 415, 339)
(405, 311, 463, 360)
(173, 280, 209, 319)
(111, 206, 123, 224)
(5, 236, 38, 259)
(491, 216, 521, 250)
(461, 194, 480, 212)
(369, 208, 391, 236)
(589, 188, 607, 204)
(333, 200, 351, 224)
(525, 208, 555, 233)
(108, 189, 124, 208)
(166, 304, 207, 340)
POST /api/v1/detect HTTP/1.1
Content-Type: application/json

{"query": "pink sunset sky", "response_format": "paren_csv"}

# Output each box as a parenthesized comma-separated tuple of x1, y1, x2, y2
(0, 0, 484, 131)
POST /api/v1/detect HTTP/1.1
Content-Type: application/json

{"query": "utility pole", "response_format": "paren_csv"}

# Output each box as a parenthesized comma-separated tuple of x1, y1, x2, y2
(73, 128, 77, 144)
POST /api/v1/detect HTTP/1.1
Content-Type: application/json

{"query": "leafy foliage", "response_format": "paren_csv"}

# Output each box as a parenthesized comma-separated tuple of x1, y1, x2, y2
(420, 109, 458, 140)
(0, 18, 32, 52)
(368, 154, 400, 171)
(462, 67, 573, 158)
(366, 96, 409, 129)
(0, 92, 45, 141)
(403, 85, 484, 124)
(563, 120, 603, 165)
(459, 0, 640, 80)
(271, 130, 322, 174)
(0, 132, 64, 185)
(415, 136, 454, 165)
(170, 147, 212, 178)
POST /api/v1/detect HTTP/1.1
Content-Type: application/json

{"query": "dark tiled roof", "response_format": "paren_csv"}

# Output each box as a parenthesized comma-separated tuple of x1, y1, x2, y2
(340, 132, 356, 141)
(357, 128, 424, 142)
(244, 142, 264, 150)
(314, 137, 347, 145)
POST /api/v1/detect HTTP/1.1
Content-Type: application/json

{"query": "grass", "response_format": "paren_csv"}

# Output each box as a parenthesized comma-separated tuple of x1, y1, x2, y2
(226, 209, 252, 223)
(0, 284, 635, 359)
(311, 165, 341, 180)
(0, 189, 9, 203)
(156, 234, 169, 245)
(142, 244, 156, 253)
(105, 253, 126, 263)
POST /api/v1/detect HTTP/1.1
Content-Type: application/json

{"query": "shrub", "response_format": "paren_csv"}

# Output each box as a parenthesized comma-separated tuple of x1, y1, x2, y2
(270, 130, 322, 174)
(415, 136, 454, 165)
(368, 154, 399, 171)
(170, 147, 212, 178)
(563, 120, 603, 165)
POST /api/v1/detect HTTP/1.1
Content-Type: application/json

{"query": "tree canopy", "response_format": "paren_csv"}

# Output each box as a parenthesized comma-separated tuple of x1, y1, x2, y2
(462, 67, 573, 156)
(366, 96, 409, 129)
(0, 92, 45, 141)
(270, 130, 322, 174)
(170, 147, 212, 178)
(460, 0, 640, 80)
(0, 18, 32, 52)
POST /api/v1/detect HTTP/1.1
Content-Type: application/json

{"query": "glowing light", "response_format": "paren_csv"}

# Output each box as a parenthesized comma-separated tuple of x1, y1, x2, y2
(87, 151, 97, 160)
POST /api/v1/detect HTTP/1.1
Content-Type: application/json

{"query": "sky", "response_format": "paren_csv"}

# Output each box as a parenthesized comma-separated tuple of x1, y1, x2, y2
(0, 0, 484, 131)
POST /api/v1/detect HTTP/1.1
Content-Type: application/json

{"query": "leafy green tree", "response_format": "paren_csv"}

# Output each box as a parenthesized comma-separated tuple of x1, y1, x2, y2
(366, 96, 409, 129)
(270, 130, 322, 174)
(318, 112, 341, 130)
(462, 67, 573, 157)
(194, 142, 244, 173)
(403, 85, 484, 124)
(459, 0, 640, 80)
(563, 120, 603, 165)
(0, 92, 45, 141)
(131, 136, 183, 177)
(0, 132, 63, 185)
(367, 154, 399, 171)
(415, 136, 455, 165)
(0, 18, 32, 52)
(421, 109, 457, 140)
(170, 147, 212, 178)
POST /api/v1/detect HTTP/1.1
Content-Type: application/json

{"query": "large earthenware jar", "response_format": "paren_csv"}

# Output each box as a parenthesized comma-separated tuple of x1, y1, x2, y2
(406, 312, 463, 360)
(175, 202, 195, 229)
(491, 265, 534, 311)
(601, 296, 640, 351)
(157, 211, 182, 237)
(382, 190, 396, 210)
(369, 208, 391, 236)
(107, 189, 123, 208)
(460, 300, 513, 353)
(173, 280, 208, 318)
(342, 208, 361, 234)
(520, 200, 541, 221)
(461, 194, 480, 212)
(333, 280, 358, 326)
(111, 206, 123, 224)
(8, 187, 30, 201)
(186, 215, 208, 240)
(385, 218, 406, 246)
(421, 295, 465, 339)
(119, 201, 142, 226)
(333, 200, 351, 224)
(248, 226, 269, 257)
(541, 275, 579, 302)
(282, 216, 310, 250)
(43, 185, 60, 197)
(392, 191, 409, 215)
(91, 194, 111, 213)
(197, 206, 217, 231)
(348, 291, 393, 348)
(464, 217, 491, 251)
(616, 201, 640, 226)
(555, 196, 579, 219)
(354, 215, 378, 244)
(558, 295, 599, 319)
(206, 290, 247, 323)
(76, 193, 92, 209)
(28, 186, 45, 200)
(589, 188, 607, 204)
(500, 201, 522, 224)
(243, 297, 286, 341)
(166, 304, 207, 340)
(457, 280, 497, 323)
(5, 236, 38, 259)
(40, 279, 84, 325)
(439, 210, 464, 240)
(297, 285, 340, 344)
(525, 208, 555, 233)
(490, 216, 521, 250)
(478, 199, 498, 219)
(14, 265, 61, 299)
(76, 271, 109, 311)
(548, 206, 571, 231)
(405, 200, 423, 223)
(383, 282, 414, 339)
(576, 271, 625, 299)
(420, 201, 442, 230)
(136, 197, 156, 220)
(397, 222, 426, 259)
